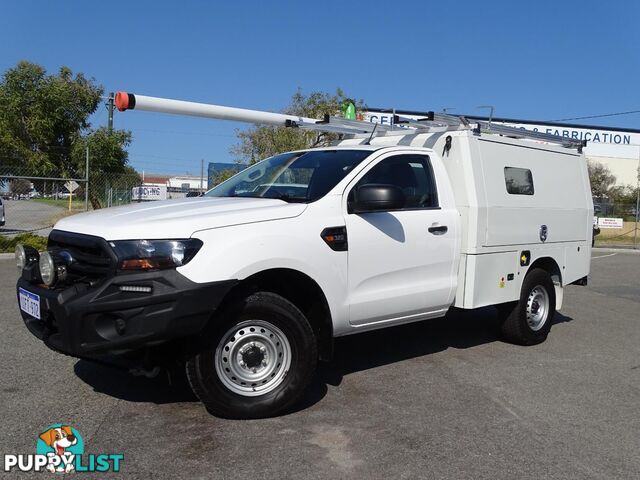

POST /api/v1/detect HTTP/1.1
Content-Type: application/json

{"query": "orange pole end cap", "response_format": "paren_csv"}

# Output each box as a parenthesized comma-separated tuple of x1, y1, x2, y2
(115, 91, 133, 111)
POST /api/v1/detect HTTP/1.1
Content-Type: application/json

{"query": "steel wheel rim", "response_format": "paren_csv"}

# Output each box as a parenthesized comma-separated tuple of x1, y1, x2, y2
(215, 320, 292, 397)
(526, 285, 549, 331)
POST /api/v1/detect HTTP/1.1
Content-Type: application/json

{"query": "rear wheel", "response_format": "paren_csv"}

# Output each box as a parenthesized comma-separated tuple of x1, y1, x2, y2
(500, 268, 556, 345)
(186, 291, 317, 419)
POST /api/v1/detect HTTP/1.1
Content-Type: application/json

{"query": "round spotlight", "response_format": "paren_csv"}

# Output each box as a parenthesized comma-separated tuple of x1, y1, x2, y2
(15, 244, 26, 274)
(39, 251, 56, 287)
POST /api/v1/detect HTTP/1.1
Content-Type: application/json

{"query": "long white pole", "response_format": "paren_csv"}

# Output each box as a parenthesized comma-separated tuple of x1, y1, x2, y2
(115, 92, 321, 127)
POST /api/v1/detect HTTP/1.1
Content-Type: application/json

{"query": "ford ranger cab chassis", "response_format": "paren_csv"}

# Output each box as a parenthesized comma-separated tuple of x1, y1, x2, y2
(16, 95, 592, 418)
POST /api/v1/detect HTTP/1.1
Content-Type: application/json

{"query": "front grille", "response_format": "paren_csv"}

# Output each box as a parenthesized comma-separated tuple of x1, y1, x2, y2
(48, 230, 116, 282)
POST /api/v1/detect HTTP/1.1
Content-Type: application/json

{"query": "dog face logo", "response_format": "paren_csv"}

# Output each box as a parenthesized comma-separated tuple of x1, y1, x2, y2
(36, 424, 83, 473)
(40, 426, 76, 456)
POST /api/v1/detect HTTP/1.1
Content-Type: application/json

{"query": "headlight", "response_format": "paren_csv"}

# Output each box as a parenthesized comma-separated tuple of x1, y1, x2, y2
(109, 239, 203, 271)
(39, 251, 56, 286)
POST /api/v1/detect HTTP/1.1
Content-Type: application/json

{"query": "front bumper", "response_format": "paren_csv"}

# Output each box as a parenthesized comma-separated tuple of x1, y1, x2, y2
(17, 269, 237, 357)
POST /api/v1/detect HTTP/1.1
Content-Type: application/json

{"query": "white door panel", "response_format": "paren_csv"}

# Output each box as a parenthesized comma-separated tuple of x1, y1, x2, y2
(346, 209, 456, 325)
(343, 152, 457, 327)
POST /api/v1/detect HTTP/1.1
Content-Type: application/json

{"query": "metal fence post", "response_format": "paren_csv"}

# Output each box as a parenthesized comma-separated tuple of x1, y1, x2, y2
(85, 146, 89, 211)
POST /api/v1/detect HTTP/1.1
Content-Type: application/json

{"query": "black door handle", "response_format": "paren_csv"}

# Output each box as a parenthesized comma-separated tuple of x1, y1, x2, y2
(428, 225, 448, 235)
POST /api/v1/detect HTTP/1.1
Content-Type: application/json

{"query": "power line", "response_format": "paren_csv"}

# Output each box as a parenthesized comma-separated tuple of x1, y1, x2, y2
(550, 110, 640, 122)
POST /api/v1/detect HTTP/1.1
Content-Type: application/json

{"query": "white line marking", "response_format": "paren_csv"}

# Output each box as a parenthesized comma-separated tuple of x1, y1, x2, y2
(592, 253, 617, 259)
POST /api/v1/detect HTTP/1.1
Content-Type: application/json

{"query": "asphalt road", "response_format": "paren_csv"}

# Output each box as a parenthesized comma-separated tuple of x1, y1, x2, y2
(1, 252, 639, 479)
(1, 199, 62, 235)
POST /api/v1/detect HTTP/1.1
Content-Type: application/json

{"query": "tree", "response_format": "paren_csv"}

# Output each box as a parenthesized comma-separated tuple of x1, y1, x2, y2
(71, 128, 136, 208)
(231, 88, 365, 164)
(0, 61, 134, 208)
(0, 61, 101, 173)
(212, 169, 238, 186)
(587, 160, 616, 198)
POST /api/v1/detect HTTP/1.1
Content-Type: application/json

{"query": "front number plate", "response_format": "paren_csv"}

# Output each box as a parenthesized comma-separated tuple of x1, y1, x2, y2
(19, 287, 40, 320)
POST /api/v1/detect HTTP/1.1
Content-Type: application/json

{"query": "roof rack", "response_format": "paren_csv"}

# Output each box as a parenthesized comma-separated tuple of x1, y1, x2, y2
(115, 92, 586, 151)
(393, 112, 585, 151)
(473, 120, 586, 151)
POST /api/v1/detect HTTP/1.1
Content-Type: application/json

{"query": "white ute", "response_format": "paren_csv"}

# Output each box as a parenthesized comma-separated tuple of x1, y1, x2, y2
(15, 93, 592, 418)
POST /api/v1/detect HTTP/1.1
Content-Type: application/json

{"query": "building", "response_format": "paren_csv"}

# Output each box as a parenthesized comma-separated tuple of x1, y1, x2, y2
(136, 173, 208, 200)
(365, 109, 640, 188)
(166, 175, 208, 191)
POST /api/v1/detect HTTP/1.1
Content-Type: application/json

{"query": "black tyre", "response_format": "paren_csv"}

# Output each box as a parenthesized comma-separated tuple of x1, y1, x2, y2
(500, 268, 556, 345)
(186, 291, 317, 419)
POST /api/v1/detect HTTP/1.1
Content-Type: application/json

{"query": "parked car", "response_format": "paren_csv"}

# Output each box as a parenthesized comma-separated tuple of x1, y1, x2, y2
(0, 197, 4, 226)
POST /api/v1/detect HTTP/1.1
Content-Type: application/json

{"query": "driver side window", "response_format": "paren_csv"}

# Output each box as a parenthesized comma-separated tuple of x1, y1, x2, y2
(350, 154, 439, 210)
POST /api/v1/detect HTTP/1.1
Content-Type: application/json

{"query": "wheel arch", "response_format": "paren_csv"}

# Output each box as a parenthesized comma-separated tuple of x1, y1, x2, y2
(222, 268, 333, 361)
(527, 256, 563, 309)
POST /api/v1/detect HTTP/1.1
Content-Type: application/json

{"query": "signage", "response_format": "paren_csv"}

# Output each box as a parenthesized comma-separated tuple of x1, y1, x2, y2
(597, 217, 624, 229)
(64, 181, 79, 193)
(131, 185, 167, 201)
(362, 111, 640, 159)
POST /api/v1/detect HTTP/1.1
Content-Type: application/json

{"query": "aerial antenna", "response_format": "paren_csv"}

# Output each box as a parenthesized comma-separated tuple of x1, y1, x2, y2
(364, 122, 378, 145)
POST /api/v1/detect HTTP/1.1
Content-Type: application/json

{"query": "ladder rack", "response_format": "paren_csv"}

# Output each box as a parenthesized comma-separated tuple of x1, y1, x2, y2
(288, 112, 585, 150)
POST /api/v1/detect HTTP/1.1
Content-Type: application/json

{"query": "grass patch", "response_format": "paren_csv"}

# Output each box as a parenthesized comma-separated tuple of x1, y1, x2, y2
(31, 198, 89, 226)
(595, 222, 640, 247)
(0, 233, 48, 253)
(33, 198, 86, 208)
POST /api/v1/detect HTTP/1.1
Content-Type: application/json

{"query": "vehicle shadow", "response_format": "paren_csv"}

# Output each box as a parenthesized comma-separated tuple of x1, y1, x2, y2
(73, 308, 573, 412)
(73, 359, 199, 404)
(298, 307, 574, 405)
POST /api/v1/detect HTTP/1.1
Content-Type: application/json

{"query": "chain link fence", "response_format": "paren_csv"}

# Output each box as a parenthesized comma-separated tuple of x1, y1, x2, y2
(0, 165, 207, 237)
(1, 163, 210, 238)
(594, 200, 640, 248)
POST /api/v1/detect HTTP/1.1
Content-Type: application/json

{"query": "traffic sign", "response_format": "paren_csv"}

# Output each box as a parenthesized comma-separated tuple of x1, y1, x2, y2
(64, 180, 79, 193)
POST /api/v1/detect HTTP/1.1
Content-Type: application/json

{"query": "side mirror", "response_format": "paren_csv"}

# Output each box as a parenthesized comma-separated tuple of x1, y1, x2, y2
(350, 184, 405, 214)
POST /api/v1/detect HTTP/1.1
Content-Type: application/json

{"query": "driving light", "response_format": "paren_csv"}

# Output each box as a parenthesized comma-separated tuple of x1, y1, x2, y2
(15, 244, 39, 275)
(110, 239, 203, 271)
(39, 251, 56, 286)
(15, 245, 26, 274)
(119, 285, 153, 293)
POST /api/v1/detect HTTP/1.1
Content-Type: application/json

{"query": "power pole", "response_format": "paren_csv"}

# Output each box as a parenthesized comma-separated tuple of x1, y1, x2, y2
(107, 92, 114, 132)
(85, 146, 89, 211)
(635, 151, 639, 249)
(200, 159, 204, 194)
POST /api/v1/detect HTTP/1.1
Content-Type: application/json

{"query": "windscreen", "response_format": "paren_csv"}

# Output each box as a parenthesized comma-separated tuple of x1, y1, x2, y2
(206, 150, 372, 203)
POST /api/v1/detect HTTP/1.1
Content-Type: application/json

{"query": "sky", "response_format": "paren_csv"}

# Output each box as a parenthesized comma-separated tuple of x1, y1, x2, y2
(1, 0, 639, 175)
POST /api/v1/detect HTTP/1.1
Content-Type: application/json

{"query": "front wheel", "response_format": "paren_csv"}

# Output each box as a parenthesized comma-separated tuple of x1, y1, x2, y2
(500, 268, 556, 345)
(185, 291, 317, 419)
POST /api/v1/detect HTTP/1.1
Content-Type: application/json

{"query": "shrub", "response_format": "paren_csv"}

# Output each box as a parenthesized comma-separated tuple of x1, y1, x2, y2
(0, 233, 48, 253)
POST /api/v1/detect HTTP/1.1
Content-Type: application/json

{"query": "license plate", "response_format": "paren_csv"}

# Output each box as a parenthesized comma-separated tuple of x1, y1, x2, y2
(19, 288, 40, 320)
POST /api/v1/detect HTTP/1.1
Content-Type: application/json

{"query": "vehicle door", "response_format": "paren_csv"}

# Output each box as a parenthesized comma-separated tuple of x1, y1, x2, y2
(344, 152, 457, 326)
